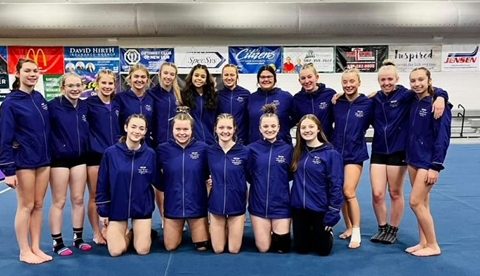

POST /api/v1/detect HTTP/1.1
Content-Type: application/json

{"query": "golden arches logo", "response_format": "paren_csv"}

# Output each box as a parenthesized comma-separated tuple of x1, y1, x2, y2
(26, 48, 47, 67)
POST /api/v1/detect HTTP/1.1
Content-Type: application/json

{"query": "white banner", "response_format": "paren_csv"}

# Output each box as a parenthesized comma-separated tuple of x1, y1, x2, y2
(388, 45, 442, 72)
(282, 47, 335, 73)
(441, 44, 480, 72)
(175, 47, 228, 74)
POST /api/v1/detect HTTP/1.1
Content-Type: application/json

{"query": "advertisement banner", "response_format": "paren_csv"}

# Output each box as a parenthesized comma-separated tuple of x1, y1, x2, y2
(43, 75, 63, 101)
(282, 47, 335, 73)
(441, 45, 480, 72)
(336, 45, 388, 72)
(64, 46, 120, 94)
(175, 47, 228, 74)
(1, 46, 8, 93)
(389, 45, 442, 72)
(8, 46, 64, 75)
(120, 48, 174, 73)
(229, 46, 282, 74)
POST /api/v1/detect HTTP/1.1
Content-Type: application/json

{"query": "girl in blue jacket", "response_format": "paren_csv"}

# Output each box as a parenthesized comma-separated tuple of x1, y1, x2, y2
(0, 59, 52, 264)
(116, 64, 154, 145)
(290, 114, 344, 256)
(247, 104, 293, 253)
(293, 63, 337, 139)
(405, 67, 451, 257)
(181, 64, 218, 145)
(96, 114, 158, 257)
(149, 62, 183, 230)
(48, 73, 92, 256)
(86, 69, 120, 245)
(369, 61, 448, 245)
(156, 110, 210, 251)
(332, 68, 374, 249)
(208, 113, 249, 254)
(217, 64, 250, 144)
(248, 65, 293, 144)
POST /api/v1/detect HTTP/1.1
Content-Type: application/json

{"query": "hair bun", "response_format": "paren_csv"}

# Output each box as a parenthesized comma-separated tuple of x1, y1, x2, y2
(176, 106, 190, 114)
(261, 103, 277, 114)
(382, 59, 396, 67)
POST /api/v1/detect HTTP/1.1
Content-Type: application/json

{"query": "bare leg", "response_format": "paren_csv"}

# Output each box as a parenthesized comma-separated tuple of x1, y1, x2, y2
(15, 169, 44, 264)
(344, 164, 363, 248)
(370, 164, 388, 226)
(106, 221, 128, 257)
(188, 217, 209, 250)
(406, 166, 426, 253)
(30, 167, 52, 262)
(155, 190, 165, 228)
(87, 165, 106, 244)
(227, 214, 245, 254)
(386, 165, 407, 227)
(409, 168, 441, 257)
(251, 215, 272, 252)
(209, 213, 227, 254)
(132, 219, 152, 255)
(163, 218, 185, 251)
(69, 165, 87, 229)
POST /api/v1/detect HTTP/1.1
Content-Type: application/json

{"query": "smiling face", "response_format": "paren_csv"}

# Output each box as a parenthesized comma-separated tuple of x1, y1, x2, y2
(160, 64, 177, 89)
(409, 69, 431, 97)
(124, 117, 147, 144)
(378, 67, 399, 94)
(17, 61, 39, 90)
(259, 116, 279, 142)
(130, 69, 149, 92)
(222, 66, 238, 89)
(173, 119, 193, 147)
(342, 72, 360, 96)
(97, 74, 115, 98)
(258, 70, 276, 91)
(215, 117, 235, 143)
(62, 75, 84, 101)
(299, 67, 319, 93)
(192, 68, 207, 89)
(299, 118, 320, 143)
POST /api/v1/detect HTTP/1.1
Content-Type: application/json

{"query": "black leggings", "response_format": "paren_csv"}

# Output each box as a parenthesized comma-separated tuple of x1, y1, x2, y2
(292, 208, 333, 256)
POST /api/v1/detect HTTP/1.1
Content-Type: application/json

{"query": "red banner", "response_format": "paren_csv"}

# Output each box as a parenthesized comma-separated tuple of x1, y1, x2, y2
(8, 46, 64, 74)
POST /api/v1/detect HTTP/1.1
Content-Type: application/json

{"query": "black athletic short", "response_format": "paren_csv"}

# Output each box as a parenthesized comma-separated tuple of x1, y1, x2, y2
(50, 156, 87, 169)
(86, 152, 103, 166)
(370, 151, 406, 166)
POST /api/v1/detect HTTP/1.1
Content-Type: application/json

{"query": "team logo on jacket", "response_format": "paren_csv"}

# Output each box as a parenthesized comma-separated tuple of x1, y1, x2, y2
(190, 151, 200, 160)
(318, 102, 328, 110)
(145, 105, 152, 112)
(312, 156, 322, 165)
(419, 108, 428, 117)
(115, 110, 120, 117)
(41, 102, 48, 110)
(276, 155, 287, 164)
(355, 110, 364, 118)
(236, 97, 245, 103)
(231, 157, 243, 166)
(82, 114, 87, 122)
(138, 166, 151, 175)
(271, 100, 280, 106)
(389, 100, 399, 108)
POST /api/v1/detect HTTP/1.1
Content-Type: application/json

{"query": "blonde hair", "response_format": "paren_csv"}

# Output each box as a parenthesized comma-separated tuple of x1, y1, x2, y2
(60, 73, 83, 95)
(342, 68, 361, 83)
(159, 62, 182, 105)
(126, 63, 151, 89)
(378, 59, 398, 79)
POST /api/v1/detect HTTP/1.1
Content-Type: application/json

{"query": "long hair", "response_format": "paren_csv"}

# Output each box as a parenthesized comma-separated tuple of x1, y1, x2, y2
(181, 64, 217, 110)
(410, 67, 434, 96)
(125, 63, 151, 90)
(159, 62, 183, 105)
(95, 69, 117, 99)
(291, 114, 329, 172)
(12, 58, 38, 90)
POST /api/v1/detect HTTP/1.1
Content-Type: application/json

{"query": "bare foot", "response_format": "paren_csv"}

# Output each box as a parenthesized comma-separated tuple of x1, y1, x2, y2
(32, 248, 53, 262)
(405, 244, 425, 254)
(339, 229, 352, 240)
(93, 232, 107, 245)
(19, 251, 45, 264)
(411, 246, 441, 257)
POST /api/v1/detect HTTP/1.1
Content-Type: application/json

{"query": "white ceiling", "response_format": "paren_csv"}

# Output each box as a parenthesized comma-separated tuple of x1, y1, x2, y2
(0, 1, 479, 39)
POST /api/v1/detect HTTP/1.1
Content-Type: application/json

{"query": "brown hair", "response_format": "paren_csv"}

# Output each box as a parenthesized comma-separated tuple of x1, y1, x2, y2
(12, 58, 38, 90)
(119, 114, 148, 143)
(410, 67, 434, 96)
(291, 114, 329, 172)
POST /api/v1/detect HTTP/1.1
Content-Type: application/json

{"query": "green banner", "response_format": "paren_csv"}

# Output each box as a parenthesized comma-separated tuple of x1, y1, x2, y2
(43, 75, 62, 101)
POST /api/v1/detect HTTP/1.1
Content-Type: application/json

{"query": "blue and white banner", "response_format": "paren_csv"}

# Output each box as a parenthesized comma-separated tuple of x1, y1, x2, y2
(441, 44, 480, 72)
(389, 45, 442, 72)
(229, 46, 282, 74)
(64, 46, 120, 95)
(175, 47, 228, 74)
(120, 48, 174, 73)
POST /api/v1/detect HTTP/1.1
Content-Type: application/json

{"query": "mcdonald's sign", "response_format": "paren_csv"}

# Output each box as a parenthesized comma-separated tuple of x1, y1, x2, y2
(8, 46, 64, 74)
